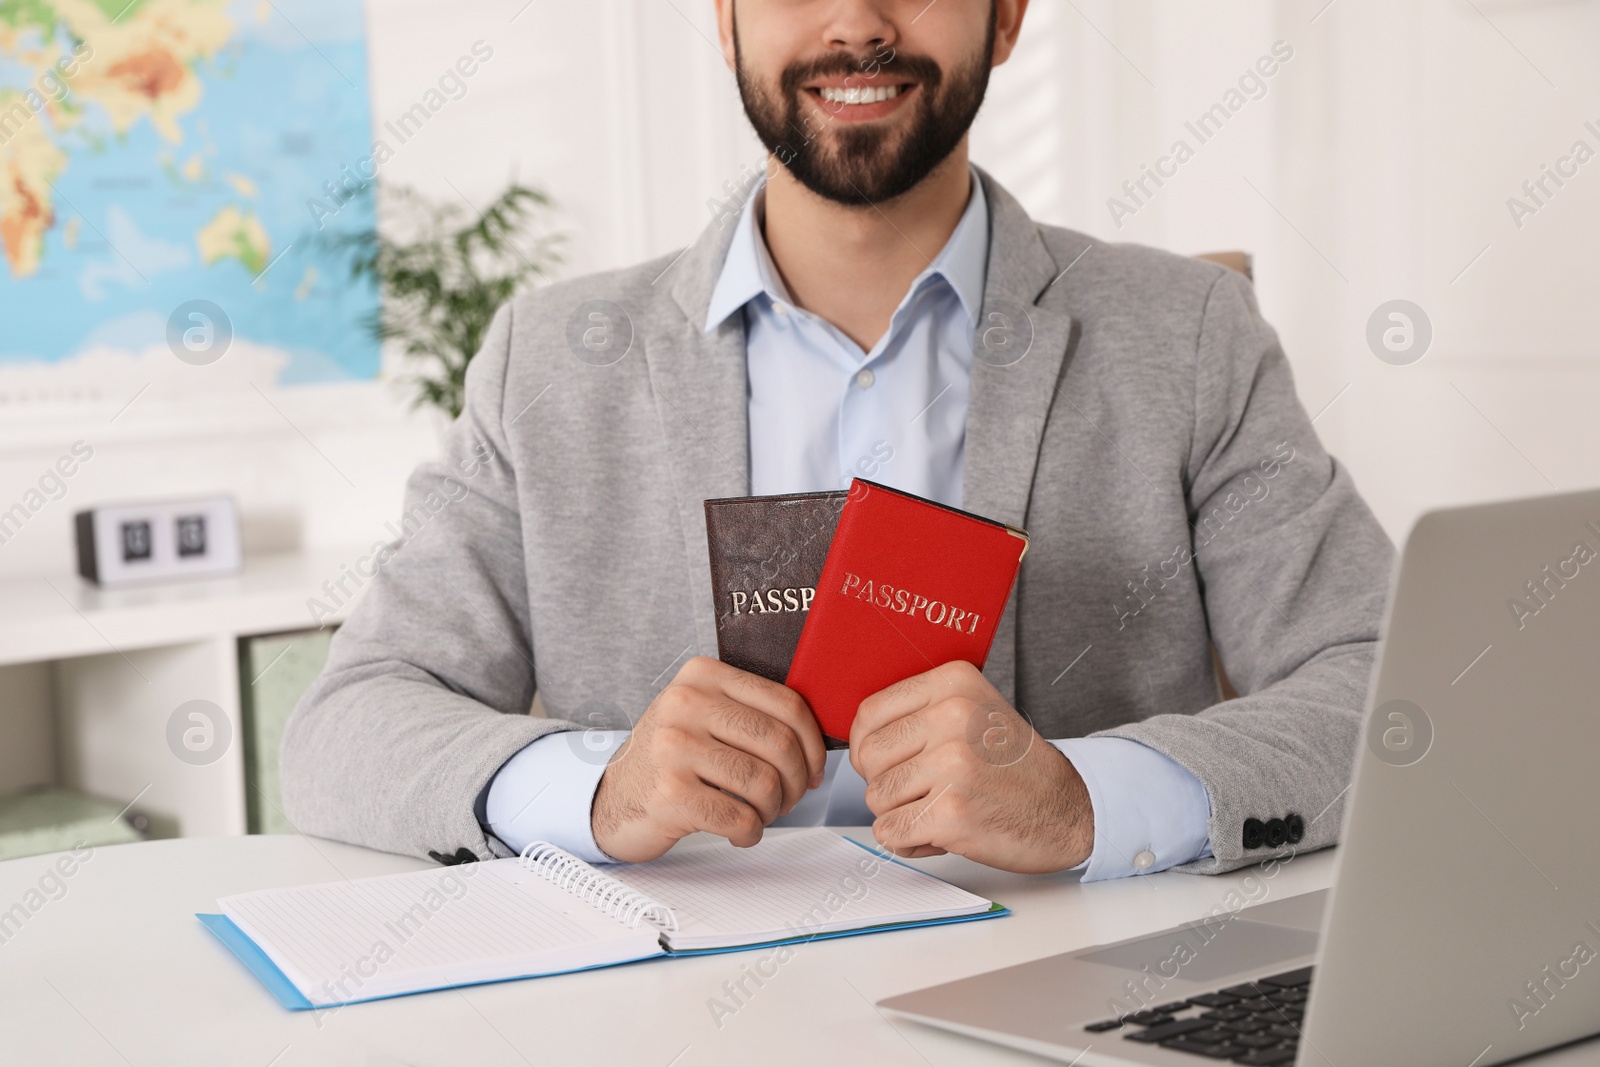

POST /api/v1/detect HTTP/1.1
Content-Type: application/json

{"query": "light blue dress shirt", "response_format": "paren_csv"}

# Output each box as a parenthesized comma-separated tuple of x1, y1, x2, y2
(484, 169, 1213, 880)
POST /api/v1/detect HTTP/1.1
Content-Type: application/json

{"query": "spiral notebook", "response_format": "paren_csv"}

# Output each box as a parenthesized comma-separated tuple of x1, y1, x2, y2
(197, 830, 1006, 1010)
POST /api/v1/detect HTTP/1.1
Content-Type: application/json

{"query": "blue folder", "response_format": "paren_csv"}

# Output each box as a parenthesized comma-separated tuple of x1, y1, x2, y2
(197, 838, 1009, 1011)
(197, 904, 1009, 1011)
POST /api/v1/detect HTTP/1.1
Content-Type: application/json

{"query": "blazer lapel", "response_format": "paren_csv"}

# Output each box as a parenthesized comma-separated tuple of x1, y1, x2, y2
(965, 169, 1084, 704)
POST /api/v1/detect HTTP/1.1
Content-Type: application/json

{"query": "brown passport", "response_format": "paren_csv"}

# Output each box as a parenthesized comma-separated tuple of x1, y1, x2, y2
(704, 491, 848, 690)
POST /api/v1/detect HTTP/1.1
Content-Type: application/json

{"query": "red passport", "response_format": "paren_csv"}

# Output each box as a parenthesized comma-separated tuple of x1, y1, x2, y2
(785, 479, 1030, 746)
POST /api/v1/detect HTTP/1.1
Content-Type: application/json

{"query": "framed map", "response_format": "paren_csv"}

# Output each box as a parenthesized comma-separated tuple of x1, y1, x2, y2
(0, 0, 379, 393)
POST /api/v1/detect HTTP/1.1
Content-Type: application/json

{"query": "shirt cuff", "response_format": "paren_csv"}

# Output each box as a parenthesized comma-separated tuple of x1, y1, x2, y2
(1051, 736, 1213, 882)
(483, 730, 628, 865)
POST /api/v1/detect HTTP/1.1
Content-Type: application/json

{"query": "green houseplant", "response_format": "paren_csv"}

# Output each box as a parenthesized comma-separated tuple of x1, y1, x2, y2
(329, 183, 563, 418)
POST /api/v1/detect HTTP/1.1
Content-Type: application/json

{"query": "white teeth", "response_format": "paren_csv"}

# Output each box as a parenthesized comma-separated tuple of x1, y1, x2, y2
(819, 84, 901, 105)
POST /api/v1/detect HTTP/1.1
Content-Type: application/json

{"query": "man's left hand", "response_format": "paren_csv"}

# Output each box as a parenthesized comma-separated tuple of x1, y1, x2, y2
(849, 661, 1095, 873)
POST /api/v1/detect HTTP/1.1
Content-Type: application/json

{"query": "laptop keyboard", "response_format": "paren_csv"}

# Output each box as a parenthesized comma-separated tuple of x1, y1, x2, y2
(1081, 965, 1313, 1065)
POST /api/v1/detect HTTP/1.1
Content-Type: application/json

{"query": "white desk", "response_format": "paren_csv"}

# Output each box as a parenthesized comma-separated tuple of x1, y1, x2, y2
(11, 830, 1600, 1067)
(0, 829, 1347, 1067)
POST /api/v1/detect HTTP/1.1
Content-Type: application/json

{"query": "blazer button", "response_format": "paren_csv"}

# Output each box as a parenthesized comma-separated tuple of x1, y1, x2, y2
(1265, 818, 1289, 848)
(1286, 814, 1305, 844)
(1242, 818, 1265, 849)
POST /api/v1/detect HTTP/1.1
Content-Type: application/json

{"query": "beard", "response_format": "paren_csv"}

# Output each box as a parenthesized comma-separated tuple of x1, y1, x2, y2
(734, 14, 997, 206)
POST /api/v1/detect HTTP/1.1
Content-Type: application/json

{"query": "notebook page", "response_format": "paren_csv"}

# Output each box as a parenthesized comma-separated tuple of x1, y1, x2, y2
(220, 859, 662, 1006)
(603, 829, 992, 951)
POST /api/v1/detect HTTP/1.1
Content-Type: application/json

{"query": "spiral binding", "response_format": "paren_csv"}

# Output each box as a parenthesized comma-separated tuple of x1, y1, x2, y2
(518, 841, 678, 932)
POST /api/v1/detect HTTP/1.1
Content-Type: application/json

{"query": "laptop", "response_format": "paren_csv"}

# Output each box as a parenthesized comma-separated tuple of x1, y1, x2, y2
(879, 487, 1600, 1066)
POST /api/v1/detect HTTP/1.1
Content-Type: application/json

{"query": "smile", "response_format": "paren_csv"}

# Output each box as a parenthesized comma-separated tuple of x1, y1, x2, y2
(817, 84, 903, 106)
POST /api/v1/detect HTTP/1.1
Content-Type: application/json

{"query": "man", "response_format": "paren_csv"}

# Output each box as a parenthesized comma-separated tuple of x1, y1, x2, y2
(281, 0, 1392, 881)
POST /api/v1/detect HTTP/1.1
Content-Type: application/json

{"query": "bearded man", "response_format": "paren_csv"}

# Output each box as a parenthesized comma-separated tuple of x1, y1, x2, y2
(282, 0, 1393, 881)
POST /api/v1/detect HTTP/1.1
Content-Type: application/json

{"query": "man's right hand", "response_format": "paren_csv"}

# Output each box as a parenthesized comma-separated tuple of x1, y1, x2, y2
(591, 656, 827, 862)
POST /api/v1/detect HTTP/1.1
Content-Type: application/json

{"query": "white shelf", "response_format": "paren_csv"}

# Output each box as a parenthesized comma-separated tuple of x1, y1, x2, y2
(0, 548, 371, 843)
(0, 548, 364, 668)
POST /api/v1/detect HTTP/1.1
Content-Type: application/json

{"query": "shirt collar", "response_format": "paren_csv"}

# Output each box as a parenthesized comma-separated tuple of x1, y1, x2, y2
(704, 167, 990, 333)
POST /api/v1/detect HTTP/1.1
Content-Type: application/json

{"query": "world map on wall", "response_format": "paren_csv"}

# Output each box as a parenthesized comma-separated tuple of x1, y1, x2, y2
(0, 0, 379, 392)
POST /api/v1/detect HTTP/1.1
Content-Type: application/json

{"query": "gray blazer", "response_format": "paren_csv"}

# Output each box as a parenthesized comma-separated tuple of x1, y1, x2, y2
(280, 169, 1394, 874)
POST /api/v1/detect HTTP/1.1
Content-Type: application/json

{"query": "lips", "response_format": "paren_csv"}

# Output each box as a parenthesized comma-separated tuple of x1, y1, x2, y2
(800, 80, 919, 123)
(816, 84, 904, 105)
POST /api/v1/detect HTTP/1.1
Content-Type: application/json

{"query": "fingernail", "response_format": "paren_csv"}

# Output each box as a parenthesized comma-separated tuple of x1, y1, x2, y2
(809, 772, 824, 789)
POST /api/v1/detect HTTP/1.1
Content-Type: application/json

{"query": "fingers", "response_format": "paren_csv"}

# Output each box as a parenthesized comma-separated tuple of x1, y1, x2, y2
(691, 657, 826, 785)
(653, 774, 765, 848)
(887, 844, 949, 859)
(704, 699, 810, 813)
(687, 735, 787, 823)
(598, 659, 823, 861)
(851, 660, 991, 749)
(873, 785, 965, 858)
(720, 665, 827, 784)
(851, 670, 937, 750)
(852, 704, 932, 782)
(862, 749, 937, 815)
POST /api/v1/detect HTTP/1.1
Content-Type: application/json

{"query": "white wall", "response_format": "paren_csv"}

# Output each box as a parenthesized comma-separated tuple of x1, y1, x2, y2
(972, 0, 1600, 537)
(2, 0, 1596, 585)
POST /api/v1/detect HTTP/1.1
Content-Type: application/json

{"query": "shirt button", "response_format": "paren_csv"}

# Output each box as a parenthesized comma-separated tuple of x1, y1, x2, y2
(855, 368, 875, 389)
(1133, 849, 1156, 872)
(772, 301, 790, 316)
